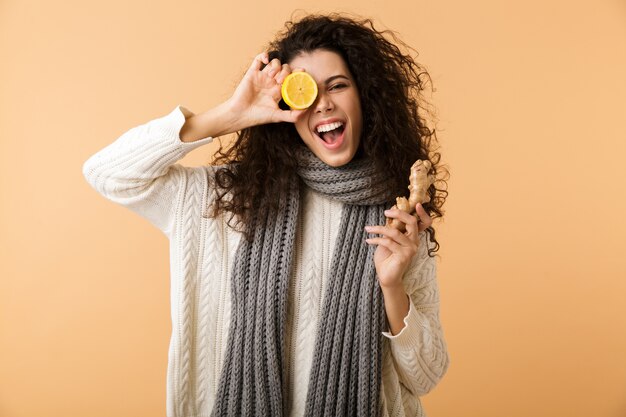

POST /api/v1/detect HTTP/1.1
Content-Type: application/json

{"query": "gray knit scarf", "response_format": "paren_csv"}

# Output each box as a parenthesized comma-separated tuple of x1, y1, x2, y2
(212, 147, 390, 417)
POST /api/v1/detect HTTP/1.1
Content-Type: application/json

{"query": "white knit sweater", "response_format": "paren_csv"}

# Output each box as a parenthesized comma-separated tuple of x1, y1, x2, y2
(82, 106, 450, 417)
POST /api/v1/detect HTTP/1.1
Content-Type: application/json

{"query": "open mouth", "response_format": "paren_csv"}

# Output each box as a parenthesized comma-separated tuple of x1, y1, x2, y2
(314, 123, 346, 149)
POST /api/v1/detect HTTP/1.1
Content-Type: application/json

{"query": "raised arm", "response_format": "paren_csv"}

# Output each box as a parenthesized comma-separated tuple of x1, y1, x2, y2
(365, 197, 450, 396)
(83, 51, 307, 235)
(180, 51, 307, 142)
(382, 233, 450, 396)
(82, 105, 214, 236)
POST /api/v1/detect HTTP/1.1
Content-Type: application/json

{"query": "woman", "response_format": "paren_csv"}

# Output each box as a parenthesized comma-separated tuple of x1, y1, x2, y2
(83, 13, 449, 417)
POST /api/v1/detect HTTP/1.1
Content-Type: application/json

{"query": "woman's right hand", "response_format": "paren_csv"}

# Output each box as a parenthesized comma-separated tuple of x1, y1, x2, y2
(179, 52, 306, 142)
(226, 52, 307, 129)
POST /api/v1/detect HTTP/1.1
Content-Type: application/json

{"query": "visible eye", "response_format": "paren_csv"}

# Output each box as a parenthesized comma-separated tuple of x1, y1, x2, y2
(329, 83, 347, 91)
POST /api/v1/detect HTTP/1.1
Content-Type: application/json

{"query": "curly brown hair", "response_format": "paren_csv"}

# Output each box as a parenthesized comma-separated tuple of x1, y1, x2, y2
(208, 12, 449, 256)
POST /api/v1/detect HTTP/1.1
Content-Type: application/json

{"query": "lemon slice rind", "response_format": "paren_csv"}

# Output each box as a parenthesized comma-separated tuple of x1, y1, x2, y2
(281, 72, 318, 110)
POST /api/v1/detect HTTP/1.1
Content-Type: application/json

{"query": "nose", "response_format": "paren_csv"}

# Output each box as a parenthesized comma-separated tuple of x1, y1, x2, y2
(314, 91, 334, 114)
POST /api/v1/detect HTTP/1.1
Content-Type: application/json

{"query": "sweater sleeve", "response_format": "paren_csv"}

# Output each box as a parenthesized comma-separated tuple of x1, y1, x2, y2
(381, 232, 451, 396)
(82, 105, 214, 237)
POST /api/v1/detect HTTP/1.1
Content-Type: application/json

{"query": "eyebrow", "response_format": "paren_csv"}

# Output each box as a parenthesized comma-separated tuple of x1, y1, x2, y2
(324, 75, 351, 84)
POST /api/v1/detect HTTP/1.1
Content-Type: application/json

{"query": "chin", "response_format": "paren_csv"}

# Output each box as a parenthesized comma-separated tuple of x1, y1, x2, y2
(322, 155, 351, 167)
(313, 149, 356, 167)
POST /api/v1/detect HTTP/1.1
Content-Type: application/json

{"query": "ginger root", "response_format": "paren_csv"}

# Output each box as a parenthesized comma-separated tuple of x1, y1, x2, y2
(386, 160, 435, 232)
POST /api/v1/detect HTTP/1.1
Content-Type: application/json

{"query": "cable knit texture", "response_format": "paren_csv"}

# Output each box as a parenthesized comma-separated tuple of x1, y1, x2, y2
(213, 146, 392, 417)
(82, 106, 450, 417)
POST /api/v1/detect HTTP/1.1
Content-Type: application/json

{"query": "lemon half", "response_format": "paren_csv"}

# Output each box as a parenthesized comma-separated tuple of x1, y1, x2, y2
(281, 72, 318, 110)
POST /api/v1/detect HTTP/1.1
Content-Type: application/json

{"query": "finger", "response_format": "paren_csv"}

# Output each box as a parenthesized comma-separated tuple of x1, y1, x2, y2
(366, 236, 418, 259)
(404, 215, 420, 238)
(365, 236, 403, 253)
(365, 225, 413, 247)
(276, 66, 304, 85)
(287, 109, 307, 122)
(262, 58, 282, 77)
(415, 203, 433, 232)
(247, 52, 269, 75)
(274, 108, 306, 124)
(275, 64, 291, 84)
(384, 208, 416, 222)
(384, 208, 420, 237)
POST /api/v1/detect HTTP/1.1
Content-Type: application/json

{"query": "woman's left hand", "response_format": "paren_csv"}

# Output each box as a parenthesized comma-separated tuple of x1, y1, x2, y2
(365, 204, 432, 288)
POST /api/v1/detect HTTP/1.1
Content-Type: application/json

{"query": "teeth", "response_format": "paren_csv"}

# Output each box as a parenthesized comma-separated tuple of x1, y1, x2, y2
(316, 121, 344, 133)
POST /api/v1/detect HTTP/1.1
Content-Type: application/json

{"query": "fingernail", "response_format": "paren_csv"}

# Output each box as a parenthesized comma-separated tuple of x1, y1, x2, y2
(364, 226, 372, 231)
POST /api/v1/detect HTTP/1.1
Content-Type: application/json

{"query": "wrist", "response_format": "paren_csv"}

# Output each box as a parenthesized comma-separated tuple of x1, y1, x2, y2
(208, 100, 241, 137)
(180, 100, 240, 142)
(380, 283, 408, 305)
(221, 98, 253, 133)
(380, 285, 410, 336)
(379, 280, 405, 293)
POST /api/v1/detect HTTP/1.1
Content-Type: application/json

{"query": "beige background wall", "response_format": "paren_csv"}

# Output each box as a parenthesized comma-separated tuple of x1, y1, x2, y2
(1, 0, 625, 416)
